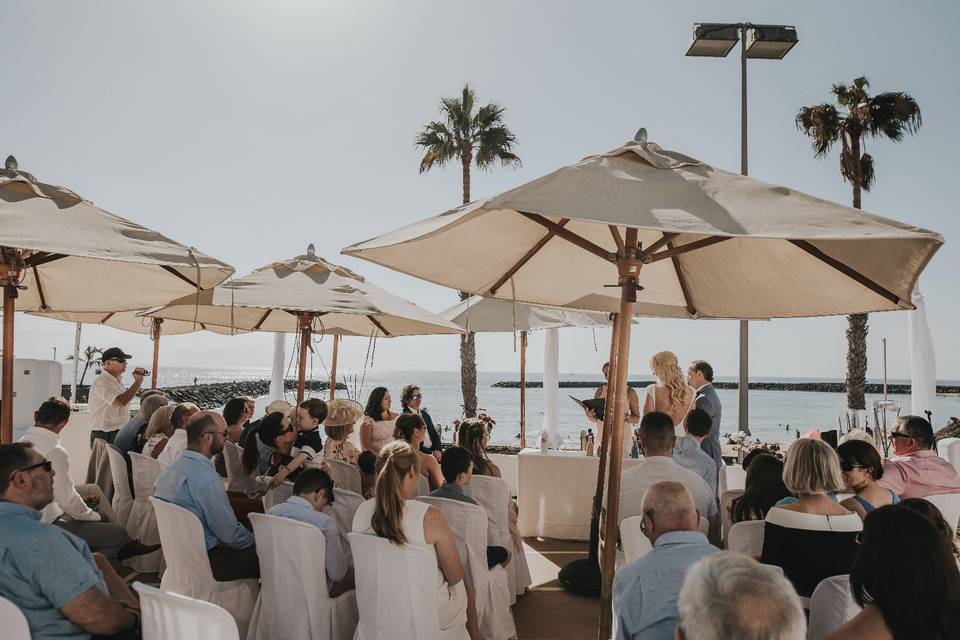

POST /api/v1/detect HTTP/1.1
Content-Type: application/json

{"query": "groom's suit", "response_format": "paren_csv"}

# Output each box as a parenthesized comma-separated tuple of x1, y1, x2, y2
(696, 383, 723, 468)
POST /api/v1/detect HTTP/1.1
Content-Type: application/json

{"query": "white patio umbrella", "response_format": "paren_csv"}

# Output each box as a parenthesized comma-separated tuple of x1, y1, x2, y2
(145, 245, 462, 403)
(441, 295, 614, 446)
(908, 285, 937, 420)
(0, 157, 234, 440)
(342, 132, 943, 635)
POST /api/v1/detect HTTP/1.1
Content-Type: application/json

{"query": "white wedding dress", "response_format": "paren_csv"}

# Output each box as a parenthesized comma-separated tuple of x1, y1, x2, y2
(644, 384, 697, 437)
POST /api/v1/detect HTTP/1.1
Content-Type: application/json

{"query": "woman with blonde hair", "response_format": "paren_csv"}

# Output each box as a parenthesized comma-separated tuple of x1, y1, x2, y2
(352, 441, 479, 638)
(141, 404, 177, 458)
(643, 351, 695, 435)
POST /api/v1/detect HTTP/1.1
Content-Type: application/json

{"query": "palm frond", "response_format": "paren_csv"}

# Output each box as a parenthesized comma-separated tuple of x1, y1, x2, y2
(415, 121, 459, 173)
(796, 104, 842, 158)
(868, 92, 922, 141)
(859, 153, 875, 192)
(475, 125, 521, 169)
(831, 83, 852, 107)
(471, 103, 507, 136)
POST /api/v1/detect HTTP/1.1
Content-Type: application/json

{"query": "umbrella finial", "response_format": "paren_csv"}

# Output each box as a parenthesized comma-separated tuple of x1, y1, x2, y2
(633, 128, 648, 144)
(307, 243, 316, 257)
(5, 155, 17, 170)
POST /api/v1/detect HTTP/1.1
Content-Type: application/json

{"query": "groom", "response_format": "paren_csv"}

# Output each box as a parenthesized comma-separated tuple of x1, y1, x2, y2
(688, 360, 722, 469)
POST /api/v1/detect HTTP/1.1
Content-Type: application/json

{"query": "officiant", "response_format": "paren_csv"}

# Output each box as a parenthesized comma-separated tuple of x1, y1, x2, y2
(583, 361, 641, 457)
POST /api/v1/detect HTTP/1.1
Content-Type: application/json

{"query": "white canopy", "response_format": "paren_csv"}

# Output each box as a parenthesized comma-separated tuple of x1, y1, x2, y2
(28, 309, 238, 336)
(908, 285, 937, 418)
(344, 137, 942, 320)
(441, 296, 613, 333)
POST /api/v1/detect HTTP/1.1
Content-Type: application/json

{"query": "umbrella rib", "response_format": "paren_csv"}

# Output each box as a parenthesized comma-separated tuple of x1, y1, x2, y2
(638, 233, 679, 261)
(646, 236, 729, 262)
(160, 266, 202, 290)
(100, 312, 115, 324)
(253, 309, 273, 330)
(665, 240, 697, 317)
(24, 252, 67, 268)
(367, 315, 391, 337)
(519, 212, 614, 262)
(608, 226, 625, 255)
(789, 240, 901, 305)
(31, 266, 49, 310)
(489, 219, 571, 295)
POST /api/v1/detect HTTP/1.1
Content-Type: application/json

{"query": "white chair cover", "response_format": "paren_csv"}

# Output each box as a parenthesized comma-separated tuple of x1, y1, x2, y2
(487, 454, 518, 498)
(418, 474, 431, 497)
(223, 442, 258, 495)
(247, 513, 358, 640)
(720, 489, 744, 543)
(698, 516, 708, 535)
(727, 520, 766, 557)
(133, 582, 240, 640)
(807, 575, 860, 640)
(471, 476, 531, 604)
(945, 441, 960, 476)
(324, 488, 366, 568)
(924, 493, 960, 533)
(719, 464, 746, 494)
(619, 516, 652, 564)
(86, 437, 114, 502)
(126, 452, 163, 573)
(262, 481, 294, 511)
(105, 444, 133, 527)
(0, 595, 30, 640)
(348, 532, 469, 640)
(149, 497, 259, 638)
(326, 458, 363, 495)
(937, 437, 959, 460)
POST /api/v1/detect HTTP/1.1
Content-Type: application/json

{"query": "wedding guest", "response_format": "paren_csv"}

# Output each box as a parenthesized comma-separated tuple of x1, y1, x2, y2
(729, 454, 790, 524)
(687, 360, 722, 469)
(760, 438, 861, 598)
(401, 384, 443, 459)
(222, 397, 252, 444)
(155, 402, 200, 464)
(295, 398, 327, 455)
(357, 450, 377, 499)
(643, 351, 695, 435)
(395, 413, 444, 491)
(87, 347, 144, 446)
(352, 441, 478, 639)
(826, 505, 960, 640)
(141, 404, 177, 459)
(837, 439, 899, 518)
(741, 446, 776, 470)
(242, 411, 314, 487)
(458, 418, 502, 478)
(359, 387, 400, 455)
(673, 408, 718, 495)
(113, 391, 168, 455)
(323, 398, 364, 465)
(240, 399, 291, 447)
(900, 497, 960, 560)
(590, 361, 641, 455)
(879, 415, 960, 499)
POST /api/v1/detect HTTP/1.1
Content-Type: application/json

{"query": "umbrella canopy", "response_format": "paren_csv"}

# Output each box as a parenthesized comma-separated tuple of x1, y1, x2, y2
(29, 309, 230, 336)
(908, 286, 937, 419)
(441, 295, 613, 332)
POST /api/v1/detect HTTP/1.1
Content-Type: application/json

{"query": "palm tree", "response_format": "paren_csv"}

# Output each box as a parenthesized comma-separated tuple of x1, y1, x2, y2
(66, 345, 104, 387)
(416, 84, 521, 417)
(796, 76, 921, 414)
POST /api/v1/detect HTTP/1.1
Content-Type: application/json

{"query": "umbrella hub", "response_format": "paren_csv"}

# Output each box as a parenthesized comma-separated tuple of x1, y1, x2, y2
(616, 255, 644, 303)
(4, 156, 17, 170)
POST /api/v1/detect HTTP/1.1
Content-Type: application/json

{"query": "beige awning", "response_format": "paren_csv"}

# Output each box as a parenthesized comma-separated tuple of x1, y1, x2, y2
(442, 296, 615, 333)
(28, 309, 242, 336)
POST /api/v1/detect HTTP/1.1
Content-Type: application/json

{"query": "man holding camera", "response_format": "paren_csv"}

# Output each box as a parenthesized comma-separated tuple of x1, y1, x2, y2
(88, 347, 146, 447)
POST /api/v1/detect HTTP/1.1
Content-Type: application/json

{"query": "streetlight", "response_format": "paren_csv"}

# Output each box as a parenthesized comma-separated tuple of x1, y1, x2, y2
(686, 21, 798, 435)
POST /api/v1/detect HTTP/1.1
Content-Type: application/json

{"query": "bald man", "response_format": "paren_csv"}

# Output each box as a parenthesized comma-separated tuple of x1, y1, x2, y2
(612, 481, 720, 640)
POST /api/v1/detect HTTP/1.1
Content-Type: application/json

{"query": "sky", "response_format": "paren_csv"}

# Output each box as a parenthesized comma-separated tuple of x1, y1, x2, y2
(3, 1, 958, 381)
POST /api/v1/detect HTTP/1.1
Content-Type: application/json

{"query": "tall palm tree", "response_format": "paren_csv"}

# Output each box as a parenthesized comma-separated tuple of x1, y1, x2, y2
(66, 345, 103, 387)
(797, 76, 921, 414)
(416, 84, 521, 418)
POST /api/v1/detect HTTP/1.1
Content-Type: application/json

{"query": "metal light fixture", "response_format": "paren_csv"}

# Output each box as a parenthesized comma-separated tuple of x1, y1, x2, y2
(686, 23, 740, 57)
(745, 25, 798, 59)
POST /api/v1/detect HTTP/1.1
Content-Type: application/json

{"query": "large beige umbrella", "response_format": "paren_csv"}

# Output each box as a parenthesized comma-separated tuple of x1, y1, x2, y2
(342, 133, 942, 636)
(0, 157, 234, 441)
(145, 245, 463, 402)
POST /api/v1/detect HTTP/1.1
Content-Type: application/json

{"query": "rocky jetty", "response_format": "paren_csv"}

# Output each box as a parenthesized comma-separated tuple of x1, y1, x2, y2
(935, 416, 960, 441)
(492, 380, 960, 395)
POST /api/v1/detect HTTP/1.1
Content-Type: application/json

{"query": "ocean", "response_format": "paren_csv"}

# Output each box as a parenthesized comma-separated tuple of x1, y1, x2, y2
(68, 366, 960, 448)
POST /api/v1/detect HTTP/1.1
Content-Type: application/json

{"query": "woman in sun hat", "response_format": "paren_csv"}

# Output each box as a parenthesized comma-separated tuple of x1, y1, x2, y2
(323, 399, 364, 465)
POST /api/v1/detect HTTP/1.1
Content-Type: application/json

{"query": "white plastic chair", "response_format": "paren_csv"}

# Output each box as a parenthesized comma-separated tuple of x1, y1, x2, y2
(719, 464, 746, 495)
(807, 575, 861, 640)
(149, 497, 259, 638)
(727, 520, 766, 557)
(261, 480, 294, 511)
(126, 452, 163, 572)
(348, 532, 469, 640)
(105, 444, 134, 527)
(924, 493, 960, 534)
(720, 489, 744, 542)
(325, 457, 363, 495)
(223, 442, 258, 495)
(133, 581, 240, 640)
(0, 595, 30, 640)
(619, 516, 653, 564)
(248, 513, 358, 640)
(471, 475, 531, 604)
(324, 488, 365, 568)
(420, 496, 517, 640)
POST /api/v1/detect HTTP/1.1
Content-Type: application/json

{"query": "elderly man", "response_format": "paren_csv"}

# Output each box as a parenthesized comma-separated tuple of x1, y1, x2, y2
(675, 552, 806, 640)
(0, 442, 140, 640)
(612, 481, 720, 640)
(154, 411, 259, 581)
(879, 415, 960, 499)
(155, 402, 200, 465)
(619, 412, 720, 543)
(87, 347, 145, 446)
(673, 408, 718, 496)
(687, 360, 722, 469)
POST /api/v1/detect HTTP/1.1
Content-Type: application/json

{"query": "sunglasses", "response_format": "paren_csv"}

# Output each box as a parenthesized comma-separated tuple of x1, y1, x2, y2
(9, 460, 53, 480)
(888, 431, 914, 441)
(839, 462, 867, 472)
(410, 394, 423, 400)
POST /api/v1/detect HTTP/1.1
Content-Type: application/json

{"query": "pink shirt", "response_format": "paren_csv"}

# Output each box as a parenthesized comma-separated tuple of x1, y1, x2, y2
(878, 449, 960, 499)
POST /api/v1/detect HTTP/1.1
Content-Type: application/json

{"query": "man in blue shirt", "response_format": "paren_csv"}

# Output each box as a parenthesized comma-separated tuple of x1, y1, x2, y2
(673, 408, 719, 496)
(0, 442, 139, 640)
(613, 481, 720, 640)
(154, 410, 260, 581)
(267, 467, 353, 595)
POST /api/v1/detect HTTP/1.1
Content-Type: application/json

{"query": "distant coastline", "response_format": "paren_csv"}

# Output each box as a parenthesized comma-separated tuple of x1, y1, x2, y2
(492, 380, 960, 395)
(64, 379, 346, 408)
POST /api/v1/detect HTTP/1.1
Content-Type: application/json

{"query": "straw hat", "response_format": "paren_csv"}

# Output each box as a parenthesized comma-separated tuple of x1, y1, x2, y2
(325, 399, 363, 427)
(266, 399, 293, 415)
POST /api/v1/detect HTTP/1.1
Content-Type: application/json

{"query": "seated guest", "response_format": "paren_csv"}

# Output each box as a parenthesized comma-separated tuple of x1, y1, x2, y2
(213, 396, 252, 478)
(676, 552, 806, 640)
(155, 411, 259, 581)
(837, 439, 899, 518)
(879, 415, 960, 499)
(760, 438, 861, 598)
(357, 450, 376, 499)
(352, 441, 479, 639)
(240, 398, 290, 447)
(618, 412, 719, 543)
(295, 398, 327, 455)
(359, 387, 399, 455)
(826, 505, 960, 640)
(613, 481, 720, 640)
(729, 453, 789, 524)
(900, 497, 960, 560)
(741, 446, 775, 470)
(395, 413, 444, 490)
(458, 418, 502, 478)
(141, 404, 177, 458)
(673, 408, 718, 496)
(323, 399, 363, 465)
(430, 446, 511, 569)
(401, 384, 443, 459)
(0, 443, 140, 640)
(242, 411, 316, 488)
(155, 402, 200, 464)
(113, 390, 168, 455)
(268, 468, 353, 595)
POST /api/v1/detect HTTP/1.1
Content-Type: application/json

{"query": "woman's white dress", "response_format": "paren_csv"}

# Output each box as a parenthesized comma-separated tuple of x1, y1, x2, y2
(644, 384, 696, 437)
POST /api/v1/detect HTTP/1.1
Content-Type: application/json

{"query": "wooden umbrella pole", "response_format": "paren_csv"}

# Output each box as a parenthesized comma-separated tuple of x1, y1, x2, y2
(519, 330, 527, 448)
(1, 257, 21, 443)
(150, 318, 162, 390)
(590, 312, 621, 563)
(296, 313, 311, 404)
(598, 230, 640, 640)
(329, 334, 339, 401)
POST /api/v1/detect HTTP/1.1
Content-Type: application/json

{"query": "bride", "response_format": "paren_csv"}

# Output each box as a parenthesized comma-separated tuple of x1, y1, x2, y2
(643, 351, 695, 437)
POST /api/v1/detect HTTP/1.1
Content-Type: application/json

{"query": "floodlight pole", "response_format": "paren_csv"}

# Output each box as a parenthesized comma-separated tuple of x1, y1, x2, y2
(739, 30, 750, 435)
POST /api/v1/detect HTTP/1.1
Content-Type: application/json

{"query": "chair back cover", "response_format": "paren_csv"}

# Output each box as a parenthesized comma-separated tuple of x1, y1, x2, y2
(807, 575, 860, 640)
(620, 516, 653, 564)
(418, 474, 430, 497)
(126, 452, 163, 572)
(105, 444, 134, 526)
(720, 489, 745, 542)
(471, 475, 532, 602)
(719, 464, 746, 494)
(248, 513, 358, 640)
(0, 595, 31, 640)
(324, 488, 365, 567)
(325, 457, 363, 495)
(924, 493, 960, 533)
(348, 532, 468, 640)
(133, 581, 239, 640)
(223, 442, 258, 495)
(698, 516, 708, 535)
(262, 481, 294, 511)
(727, 520, 766, 557)
(86, 437, 115, 502)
